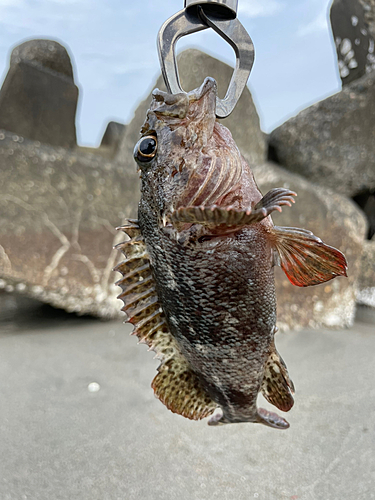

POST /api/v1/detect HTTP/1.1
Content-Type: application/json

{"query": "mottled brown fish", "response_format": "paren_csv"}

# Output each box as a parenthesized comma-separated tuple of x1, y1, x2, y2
(115, 78, 347, 429)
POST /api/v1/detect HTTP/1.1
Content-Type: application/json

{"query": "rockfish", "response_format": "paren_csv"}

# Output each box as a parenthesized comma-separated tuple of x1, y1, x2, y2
(115, 78, 347, 429)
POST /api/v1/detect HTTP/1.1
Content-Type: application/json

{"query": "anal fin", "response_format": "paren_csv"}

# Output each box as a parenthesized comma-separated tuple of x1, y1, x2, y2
(261, 342, 295, 412)
(271, 226, 348, 287)
(114, 219, 217, 421)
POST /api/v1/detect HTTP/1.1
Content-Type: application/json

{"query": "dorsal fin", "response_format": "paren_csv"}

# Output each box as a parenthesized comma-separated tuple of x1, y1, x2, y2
(115, 220, 217, 420)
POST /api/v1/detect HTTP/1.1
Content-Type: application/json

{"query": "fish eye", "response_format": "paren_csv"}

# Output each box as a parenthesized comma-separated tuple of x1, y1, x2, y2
(136, 135, 157, 163)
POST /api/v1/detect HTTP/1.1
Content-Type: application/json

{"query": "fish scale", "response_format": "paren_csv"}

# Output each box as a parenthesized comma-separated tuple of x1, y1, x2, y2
(116, 77, 347, 429)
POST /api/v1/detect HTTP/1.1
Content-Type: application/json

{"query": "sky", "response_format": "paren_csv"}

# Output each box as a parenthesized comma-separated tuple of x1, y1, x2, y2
(0, 0, 341, 147)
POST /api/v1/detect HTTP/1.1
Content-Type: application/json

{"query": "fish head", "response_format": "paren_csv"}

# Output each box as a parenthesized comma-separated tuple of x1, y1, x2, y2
(134, 77, 244, 224)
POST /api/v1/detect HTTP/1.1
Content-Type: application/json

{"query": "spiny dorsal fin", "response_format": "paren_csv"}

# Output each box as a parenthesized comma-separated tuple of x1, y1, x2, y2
(261, 341, 295, 413)
(115, 219, 217, 420)
(116, 219, 141, 239)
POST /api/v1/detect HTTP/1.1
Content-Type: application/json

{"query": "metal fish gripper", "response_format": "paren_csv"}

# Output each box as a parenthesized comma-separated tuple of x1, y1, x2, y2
(157, 0, 255, 118)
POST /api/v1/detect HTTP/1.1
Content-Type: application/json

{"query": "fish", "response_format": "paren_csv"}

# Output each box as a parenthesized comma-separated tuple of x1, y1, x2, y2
(115, 77, 347, 429)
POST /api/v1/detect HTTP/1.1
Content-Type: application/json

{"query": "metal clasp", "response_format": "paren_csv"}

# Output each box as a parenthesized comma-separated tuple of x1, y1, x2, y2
(157, 1, 255, 119)
(184, 0, 238, 19)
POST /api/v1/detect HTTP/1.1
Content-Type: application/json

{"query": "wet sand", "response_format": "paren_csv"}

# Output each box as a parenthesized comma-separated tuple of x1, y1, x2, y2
(1, 297, 374, 500)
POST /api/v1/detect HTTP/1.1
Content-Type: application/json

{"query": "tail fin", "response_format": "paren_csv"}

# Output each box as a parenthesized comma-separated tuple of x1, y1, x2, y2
(257, 408, 290, 429)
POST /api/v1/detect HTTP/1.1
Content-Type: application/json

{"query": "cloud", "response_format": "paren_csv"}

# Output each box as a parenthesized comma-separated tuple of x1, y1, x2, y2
(0, 0, 98, 40)
(238, 0, 284, 18)
(297, 11, 328, 37)
(0, 0, 22, 5)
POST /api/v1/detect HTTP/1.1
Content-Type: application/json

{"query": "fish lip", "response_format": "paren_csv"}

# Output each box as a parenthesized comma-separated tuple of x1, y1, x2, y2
(150, 89, 189, 118)
(149, 77, 217, 119)
(188, 76, 217, 102)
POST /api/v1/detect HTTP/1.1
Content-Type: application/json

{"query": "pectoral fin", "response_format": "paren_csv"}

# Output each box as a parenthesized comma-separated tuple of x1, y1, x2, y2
(271, 226, 347, 287)
(170, 188, 296, 227)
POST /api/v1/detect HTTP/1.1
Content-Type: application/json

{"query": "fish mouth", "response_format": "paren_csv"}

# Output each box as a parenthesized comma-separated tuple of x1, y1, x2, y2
(150, 89, 190, 118)
(150, 77, 218, 120)
(188, 76, 217, 104)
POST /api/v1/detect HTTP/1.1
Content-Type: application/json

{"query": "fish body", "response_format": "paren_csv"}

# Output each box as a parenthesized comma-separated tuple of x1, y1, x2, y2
(115, 78, 347, 428)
